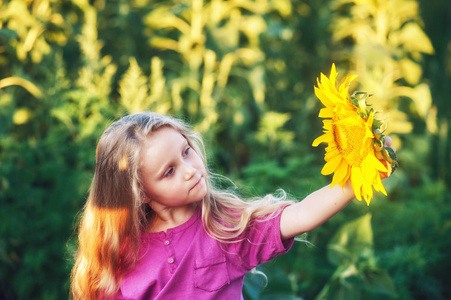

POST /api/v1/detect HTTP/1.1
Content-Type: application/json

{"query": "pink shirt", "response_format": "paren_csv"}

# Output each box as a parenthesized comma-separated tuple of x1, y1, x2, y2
(116, 206, 293, 299)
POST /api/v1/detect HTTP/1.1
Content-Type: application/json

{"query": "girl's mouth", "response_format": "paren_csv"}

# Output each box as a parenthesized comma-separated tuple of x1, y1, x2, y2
(190, 177, 202, 190)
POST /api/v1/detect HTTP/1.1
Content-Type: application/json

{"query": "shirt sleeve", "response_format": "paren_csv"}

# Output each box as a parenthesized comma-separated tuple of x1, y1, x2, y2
(229, 206, 294, 271)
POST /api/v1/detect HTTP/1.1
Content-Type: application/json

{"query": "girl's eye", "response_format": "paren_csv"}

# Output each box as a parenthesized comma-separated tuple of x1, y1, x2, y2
(164, 168, 174, 177)
(184, 147, 191, 156)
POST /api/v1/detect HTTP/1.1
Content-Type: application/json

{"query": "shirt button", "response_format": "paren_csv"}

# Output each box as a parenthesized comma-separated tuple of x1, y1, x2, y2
(168, 258, 174, 264)
(164, 240, 170, 245)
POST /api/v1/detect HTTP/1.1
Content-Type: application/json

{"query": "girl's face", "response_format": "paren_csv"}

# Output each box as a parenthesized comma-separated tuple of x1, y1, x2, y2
(140, 127, 207, 210)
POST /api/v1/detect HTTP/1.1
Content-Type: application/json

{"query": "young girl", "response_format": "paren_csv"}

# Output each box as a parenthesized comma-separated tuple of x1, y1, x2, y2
(70, 111, 393, 299)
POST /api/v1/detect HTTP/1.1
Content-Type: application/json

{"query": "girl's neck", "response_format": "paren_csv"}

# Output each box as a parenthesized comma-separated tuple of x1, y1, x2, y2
(147, 203, 198, 233)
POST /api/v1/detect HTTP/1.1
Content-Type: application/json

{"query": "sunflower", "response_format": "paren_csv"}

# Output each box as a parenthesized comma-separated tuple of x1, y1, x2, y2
(312, 64, 396, 205)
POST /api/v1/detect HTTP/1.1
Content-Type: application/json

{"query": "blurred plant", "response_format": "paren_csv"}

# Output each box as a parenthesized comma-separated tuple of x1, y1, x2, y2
(0, 0, 69, 131)
(316, 213, 397, 299)
(51, 0, 117, 139)
(256, 111, 294, 155)
(0, 76, 41, 99)
(244, 266, 302, 300)
(415, 0, 451, 186)
(118, 57, 169, 114)
(0, 0, 69, 63)
(0, 0, 117, 298)
(331, 0, 436, 143)
(141, 0, 300, 172)
(143, 0, 260, 131)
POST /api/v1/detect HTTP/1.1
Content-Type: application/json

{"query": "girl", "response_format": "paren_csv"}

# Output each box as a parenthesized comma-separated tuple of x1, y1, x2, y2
(70, 112, 393, 299)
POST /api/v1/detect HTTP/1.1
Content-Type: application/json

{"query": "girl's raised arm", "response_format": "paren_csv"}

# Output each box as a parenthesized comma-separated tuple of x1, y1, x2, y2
(280, 133, 396, 239)
(280, 182, 354, 240)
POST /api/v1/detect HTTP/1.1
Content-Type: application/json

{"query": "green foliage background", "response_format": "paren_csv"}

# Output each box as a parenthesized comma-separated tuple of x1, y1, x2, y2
(0, 0, 449, 299)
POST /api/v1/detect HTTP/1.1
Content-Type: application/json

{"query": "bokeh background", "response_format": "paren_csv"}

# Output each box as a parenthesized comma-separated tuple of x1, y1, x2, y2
(0, 0, 450, 299)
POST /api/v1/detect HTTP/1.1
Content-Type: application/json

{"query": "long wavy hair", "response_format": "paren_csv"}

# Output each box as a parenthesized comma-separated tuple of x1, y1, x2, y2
(70, 112, 294, 299)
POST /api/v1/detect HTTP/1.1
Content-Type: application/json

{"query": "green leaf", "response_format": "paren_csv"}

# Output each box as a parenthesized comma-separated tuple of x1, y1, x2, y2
(363, 268, 398, 297)
(327, 213, 374, 266)
(316, 265, 363, 300)
(0, 28, 18, 40)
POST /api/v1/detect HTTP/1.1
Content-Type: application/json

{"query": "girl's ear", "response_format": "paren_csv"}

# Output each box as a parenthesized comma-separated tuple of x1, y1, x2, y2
(142, 194, 151, 204)
(141, 189, 151, 204)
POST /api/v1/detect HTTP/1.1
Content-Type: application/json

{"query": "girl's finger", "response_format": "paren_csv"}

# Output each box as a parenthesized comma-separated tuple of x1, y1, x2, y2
(384, 136, 392, 147)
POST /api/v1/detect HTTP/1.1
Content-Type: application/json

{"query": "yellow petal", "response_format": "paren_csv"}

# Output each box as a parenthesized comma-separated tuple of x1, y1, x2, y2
(362, 183, 373, 205)
(362, 157, 377, 183)
(312, 134, 328, 147)
(374, 175, 387, 195)
(366, 111, 374, 126)
(368, 152, 387, 172)
(319, 108, 334, 118)
(325, 147, 340, 161)
(342, 74, 358, 88)
(323, 120, 332, 131)
(331, 159, 349, 187)
(314, 86, 335, 107)
(321, 155, 342, 175)
(342, 165, 351, 185)
(351, 167, 363, 201)
(320, 73, 330, 88)
(338, 74, 358, 97)
(336, 114, 361, 126)
(330, 63, 337, 87)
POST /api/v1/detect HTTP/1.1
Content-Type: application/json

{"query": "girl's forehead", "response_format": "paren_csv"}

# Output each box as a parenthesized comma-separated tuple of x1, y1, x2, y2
(143, 127, 186, 154)
(147, 127, 185, 142)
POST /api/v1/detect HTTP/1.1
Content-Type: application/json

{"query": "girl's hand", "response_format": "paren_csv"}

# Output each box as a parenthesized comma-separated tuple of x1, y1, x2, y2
(280, 135, 397, 239)
(383, 136, 396, 154)
(379, 136, 396, 179)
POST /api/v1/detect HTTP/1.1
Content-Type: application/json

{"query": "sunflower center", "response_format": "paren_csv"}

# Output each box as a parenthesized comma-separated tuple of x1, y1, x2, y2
(333, 115, 371, 167)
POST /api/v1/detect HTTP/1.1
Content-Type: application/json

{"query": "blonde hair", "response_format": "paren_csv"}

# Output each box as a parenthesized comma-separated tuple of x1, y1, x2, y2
(70, 112, 294, 299)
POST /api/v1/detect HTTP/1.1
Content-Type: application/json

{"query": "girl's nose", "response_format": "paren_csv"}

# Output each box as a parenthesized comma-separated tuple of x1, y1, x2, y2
(184, 164, 196, 180)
